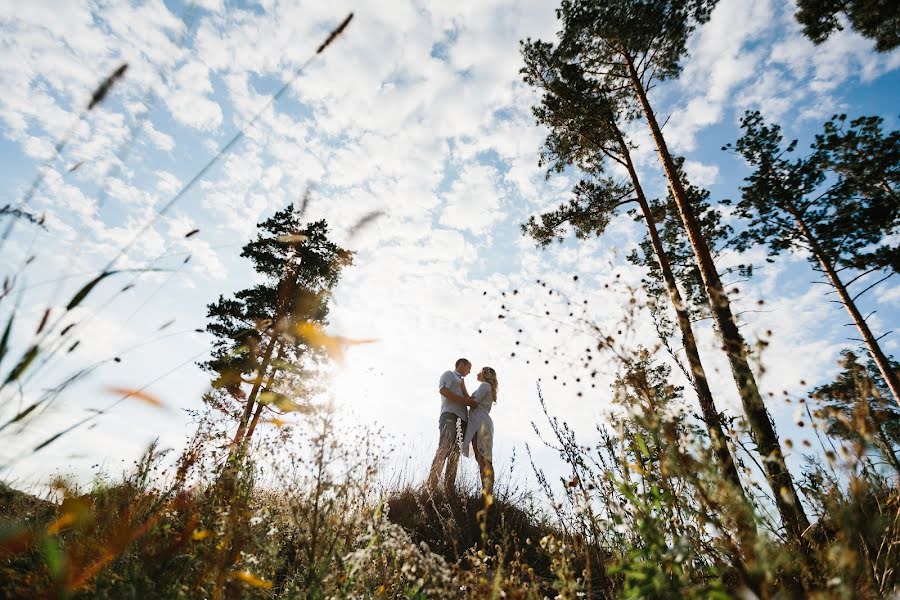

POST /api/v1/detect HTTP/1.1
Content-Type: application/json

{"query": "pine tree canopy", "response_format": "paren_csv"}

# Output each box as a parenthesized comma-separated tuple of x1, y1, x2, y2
(201, 205, 352, 397)
(520, 38, 635, 246)
(811, 349, 900, 453)
(520, 39, 627, 176)
(729, 111, 899, 273)
(553, 0, 718, 87)
(795, 0, 900, 52)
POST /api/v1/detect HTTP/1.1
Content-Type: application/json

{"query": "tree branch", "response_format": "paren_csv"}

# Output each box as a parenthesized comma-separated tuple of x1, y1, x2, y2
(851, 272, 894, 302)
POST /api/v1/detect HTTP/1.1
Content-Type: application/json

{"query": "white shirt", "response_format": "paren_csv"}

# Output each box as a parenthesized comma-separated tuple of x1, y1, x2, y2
(438, 369, 468, 420)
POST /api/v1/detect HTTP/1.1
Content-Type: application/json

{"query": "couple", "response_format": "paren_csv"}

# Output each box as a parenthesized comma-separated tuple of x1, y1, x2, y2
(427, 358, 498, 496)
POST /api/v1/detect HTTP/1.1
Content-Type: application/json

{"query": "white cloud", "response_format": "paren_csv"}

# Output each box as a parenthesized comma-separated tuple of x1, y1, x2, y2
(439, 163, 506, 235)
(683, 160, 719, 187)
(189, 0, 224, 11)
(875, 283, 900, 307)
(664, 0, 900, 150)
(155, 170, 182, 196)
(166, 61, 223, 130)
(144, 121, 175, 151)
(665, 0, 774, 151)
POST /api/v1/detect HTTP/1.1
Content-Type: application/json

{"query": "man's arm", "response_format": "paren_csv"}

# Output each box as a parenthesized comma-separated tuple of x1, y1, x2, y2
(440, 387, 476, 408)
(459, 379, 475, 407)
(439, 387, 467, 403)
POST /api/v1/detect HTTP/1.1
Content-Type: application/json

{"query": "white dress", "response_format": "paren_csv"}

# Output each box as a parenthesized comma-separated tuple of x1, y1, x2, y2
(461, 382, 494, 462)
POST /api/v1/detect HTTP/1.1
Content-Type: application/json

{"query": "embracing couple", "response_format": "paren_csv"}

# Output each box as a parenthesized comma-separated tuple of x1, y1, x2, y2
(427, 358, 499, 496)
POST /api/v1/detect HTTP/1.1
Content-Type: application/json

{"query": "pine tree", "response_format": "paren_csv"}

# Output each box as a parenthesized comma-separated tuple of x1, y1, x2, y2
(610, 350, 756, 593)
(628, 158, 750, 323)
(612, 350, 688, 538)
(811, 115, 899, 272)
(811, 350, 900, 476)
(795, 0, 900, 52)
(519, 42, 747, 505)
(540, 0, 811, 539)
(729, 112, 900, 404)
(201, 205, 352, 451)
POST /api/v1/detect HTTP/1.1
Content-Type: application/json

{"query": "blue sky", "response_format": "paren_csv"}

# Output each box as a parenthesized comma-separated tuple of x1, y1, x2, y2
(0, 0, 898, 507)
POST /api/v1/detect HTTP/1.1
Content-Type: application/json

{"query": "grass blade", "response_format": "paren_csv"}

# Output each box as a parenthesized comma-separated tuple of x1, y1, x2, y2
(66, 271, 118, 311)
(0, 401, 40, 432)
(87, 63, 128, 110)
(3, 345, 39, 386)
(0, 311, 13, 370)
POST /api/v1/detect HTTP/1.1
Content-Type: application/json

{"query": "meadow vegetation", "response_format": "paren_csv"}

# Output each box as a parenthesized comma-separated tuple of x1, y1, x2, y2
(2, 1, 900, 598)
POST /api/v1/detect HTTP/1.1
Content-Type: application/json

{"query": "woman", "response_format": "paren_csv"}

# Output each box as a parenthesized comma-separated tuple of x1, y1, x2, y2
(461, 366, 498, 496)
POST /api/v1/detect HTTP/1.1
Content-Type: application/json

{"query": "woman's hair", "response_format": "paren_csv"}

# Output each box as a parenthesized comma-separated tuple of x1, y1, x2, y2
(480, 366, 498, 403)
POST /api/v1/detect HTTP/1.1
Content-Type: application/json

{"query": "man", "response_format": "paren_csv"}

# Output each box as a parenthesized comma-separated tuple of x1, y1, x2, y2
(427, 358, 471, 492)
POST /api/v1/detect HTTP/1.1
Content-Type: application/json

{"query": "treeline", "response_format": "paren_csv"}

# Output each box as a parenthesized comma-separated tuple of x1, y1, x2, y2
(515, 0, 899, 596)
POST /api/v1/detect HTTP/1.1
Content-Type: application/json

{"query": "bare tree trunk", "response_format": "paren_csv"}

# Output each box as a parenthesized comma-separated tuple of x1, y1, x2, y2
(231, 334, 279, 449)
(788, 206, 900, 405)
(618, 138, 746, 498)
(623, 51, 811, 541)
(245, 342, 288, 442)
(232, 259, 300, 450)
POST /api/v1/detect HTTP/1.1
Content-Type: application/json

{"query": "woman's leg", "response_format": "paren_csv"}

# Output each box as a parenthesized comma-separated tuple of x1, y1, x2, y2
(482, 458, 494, 497)
(472, 438, 492, 496)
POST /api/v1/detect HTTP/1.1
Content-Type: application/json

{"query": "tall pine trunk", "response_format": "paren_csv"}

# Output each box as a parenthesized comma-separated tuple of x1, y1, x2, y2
(232, 260, 299, 451)
(622, 51, 811, 541)
(787, 205, 900, 405)
(231, 335, 279, 449)
(618, 136, 747, 499)
(875, 424, 900, 477)
(245, 342, 288, 441)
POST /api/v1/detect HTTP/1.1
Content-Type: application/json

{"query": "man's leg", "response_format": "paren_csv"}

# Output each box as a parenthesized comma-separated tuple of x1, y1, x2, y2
(427, 445, 449, 491)
(444, 417, 465, 492)
(427, 414, 454, 490)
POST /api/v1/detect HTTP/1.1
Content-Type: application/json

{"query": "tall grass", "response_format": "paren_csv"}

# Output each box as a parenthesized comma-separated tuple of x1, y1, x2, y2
(494, 276, 900, 599)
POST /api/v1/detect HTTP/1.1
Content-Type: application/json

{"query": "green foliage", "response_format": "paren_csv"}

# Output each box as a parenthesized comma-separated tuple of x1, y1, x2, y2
(519, 39, 625, 176)
(201, 206, 352, 432)
(519, 20, 749, 514)
(527, 337, 900, 598)
(203, 209, 351, 380)
(607, 354, 739, 599)
(2, 0, 900, 597)
(812, 115, 900, 272)
(0, 416, 604, 599)
(553, 0, 718, 84)
(519, 0, 723, 251)
(795, 0, 900, 51)
(811, 350, 900, 472)
(522, 176, 633, 247)
(728, 111, 899, 273)
(519, 37, 634, 247)
(527, 0, 817, 545)
(729, 110, 900, 418)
